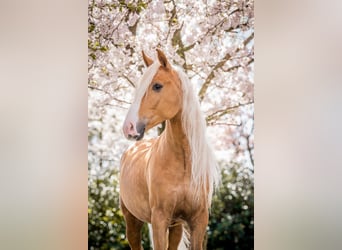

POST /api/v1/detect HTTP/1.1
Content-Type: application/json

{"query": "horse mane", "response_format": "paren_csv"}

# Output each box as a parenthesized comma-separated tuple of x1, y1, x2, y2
(136, 60, 219, 206)
(176, 67, 220, 206)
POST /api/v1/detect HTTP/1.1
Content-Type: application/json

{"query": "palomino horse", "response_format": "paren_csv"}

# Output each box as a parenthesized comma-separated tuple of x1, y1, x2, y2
(120, 49, 219, 250)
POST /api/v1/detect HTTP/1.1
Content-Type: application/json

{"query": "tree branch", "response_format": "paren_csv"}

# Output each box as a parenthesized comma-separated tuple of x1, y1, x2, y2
(245, 120, 254, 169)
(206, 101, 254, 123)
(122, 74, 136, 88)
(198, 32, 254, 102)
(88, 85, 131, 104)
(198, 52, 232, 102)
(166, 0, 188, 68)
(246, 133, 254, 168)
(207, 121, 242, 127)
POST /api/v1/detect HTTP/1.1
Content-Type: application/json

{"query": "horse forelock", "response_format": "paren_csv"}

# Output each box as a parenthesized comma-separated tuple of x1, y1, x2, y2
(133, 61, 161, 109)
(175, 68, 220, 207)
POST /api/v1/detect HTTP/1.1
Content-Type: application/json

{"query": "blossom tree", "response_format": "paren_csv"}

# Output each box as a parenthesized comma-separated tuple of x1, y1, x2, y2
(88, 0, 254, 248)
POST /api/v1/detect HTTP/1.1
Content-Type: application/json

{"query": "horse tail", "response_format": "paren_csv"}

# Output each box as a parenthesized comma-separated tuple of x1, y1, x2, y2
(148, 224, 154, 249)
(178, 224, 190, 250)
(148, 223, 190, 249)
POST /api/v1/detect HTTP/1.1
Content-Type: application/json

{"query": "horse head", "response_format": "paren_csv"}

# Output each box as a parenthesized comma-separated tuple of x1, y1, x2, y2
(123, 49, 182, 140)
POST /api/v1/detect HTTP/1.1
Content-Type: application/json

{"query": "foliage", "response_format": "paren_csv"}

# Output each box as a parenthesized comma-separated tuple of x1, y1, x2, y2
(88, 169, 151, 249)
(88, 171, 128, 249)
(208, 162, 254, 250)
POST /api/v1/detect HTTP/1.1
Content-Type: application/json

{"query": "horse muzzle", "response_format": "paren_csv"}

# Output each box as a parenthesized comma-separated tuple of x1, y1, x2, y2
(123, 120, 146, 141)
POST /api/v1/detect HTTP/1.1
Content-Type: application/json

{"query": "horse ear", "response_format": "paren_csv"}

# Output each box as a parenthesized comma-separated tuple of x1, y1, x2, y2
(142, 50, 153, 67)
(156, 49, 170, 70)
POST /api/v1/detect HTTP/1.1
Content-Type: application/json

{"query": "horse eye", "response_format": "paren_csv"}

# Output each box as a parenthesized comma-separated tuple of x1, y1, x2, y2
(152, 83, 163, 92)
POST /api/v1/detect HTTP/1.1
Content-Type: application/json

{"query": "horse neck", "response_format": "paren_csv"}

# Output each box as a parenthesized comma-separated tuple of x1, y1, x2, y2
(160, 111, 191, 169)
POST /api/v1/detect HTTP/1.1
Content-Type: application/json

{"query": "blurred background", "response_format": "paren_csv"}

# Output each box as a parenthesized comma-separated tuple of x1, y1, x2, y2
(88, 0, 254, 249)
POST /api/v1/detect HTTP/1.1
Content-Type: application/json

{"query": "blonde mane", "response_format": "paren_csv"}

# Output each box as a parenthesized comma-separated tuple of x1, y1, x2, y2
(135, 61, 219, 206)
(176, 68, 220, 206)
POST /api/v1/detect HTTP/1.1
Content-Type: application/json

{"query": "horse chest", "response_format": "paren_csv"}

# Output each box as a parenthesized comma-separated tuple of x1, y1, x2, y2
(149, 157, 190, 188)
(148, 166, 198, 213)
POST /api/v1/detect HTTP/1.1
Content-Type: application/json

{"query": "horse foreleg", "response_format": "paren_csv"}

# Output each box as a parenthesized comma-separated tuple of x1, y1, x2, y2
(121, 199, 144, 250)
(168, 224, 183, 250)
(151, 209, 169, 250)
(189, 211, 209, 250)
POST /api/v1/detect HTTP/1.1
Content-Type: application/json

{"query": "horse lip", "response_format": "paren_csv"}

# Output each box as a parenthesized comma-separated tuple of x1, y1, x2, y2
(135, 130, 145, 140)
(135, 122, 146, 141)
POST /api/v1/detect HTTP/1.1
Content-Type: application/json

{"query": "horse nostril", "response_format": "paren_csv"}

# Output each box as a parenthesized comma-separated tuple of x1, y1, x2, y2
(127, 134, 140, 141)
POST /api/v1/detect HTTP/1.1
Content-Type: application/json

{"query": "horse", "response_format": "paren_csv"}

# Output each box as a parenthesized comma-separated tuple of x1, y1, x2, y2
(120, 49, 219, 250)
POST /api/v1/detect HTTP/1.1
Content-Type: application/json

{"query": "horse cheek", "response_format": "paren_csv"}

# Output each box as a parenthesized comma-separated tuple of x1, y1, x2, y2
(166, 95, 181, 118)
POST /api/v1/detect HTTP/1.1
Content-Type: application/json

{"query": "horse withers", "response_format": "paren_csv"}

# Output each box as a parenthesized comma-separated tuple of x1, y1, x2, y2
(120, 49, 219, 250)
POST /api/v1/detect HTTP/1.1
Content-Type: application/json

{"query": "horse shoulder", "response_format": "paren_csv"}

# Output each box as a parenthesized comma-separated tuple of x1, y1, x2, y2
(120, 139, 157, 223)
